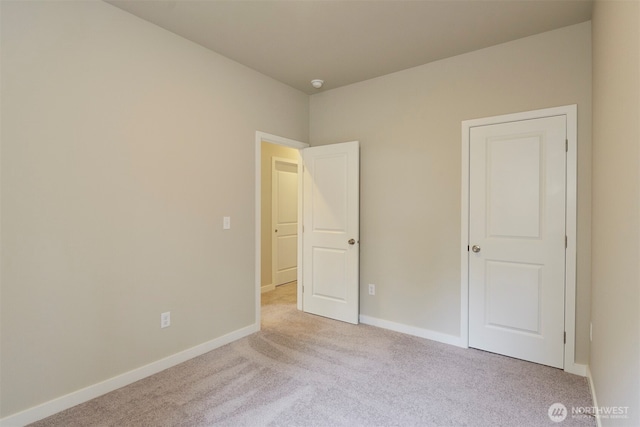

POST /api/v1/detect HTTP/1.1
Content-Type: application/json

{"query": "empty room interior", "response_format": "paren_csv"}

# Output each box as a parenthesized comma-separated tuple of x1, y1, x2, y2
(1, 0, 639, 426)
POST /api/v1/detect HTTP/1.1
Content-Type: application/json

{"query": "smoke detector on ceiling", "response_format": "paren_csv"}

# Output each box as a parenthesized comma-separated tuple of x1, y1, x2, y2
(311, 79, 324, 89)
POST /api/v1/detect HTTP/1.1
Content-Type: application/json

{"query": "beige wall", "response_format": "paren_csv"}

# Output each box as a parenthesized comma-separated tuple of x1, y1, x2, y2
(0, 1, 308, 417)
(310, 22, 593, 363)
(260, 142, 299, 288)
(9, 0, 635, 420)
(591, 1, 640, 425)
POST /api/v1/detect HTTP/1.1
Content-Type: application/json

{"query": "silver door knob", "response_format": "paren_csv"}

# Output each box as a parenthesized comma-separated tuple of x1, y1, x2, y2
(348, 239, 356, 245)
(472, 245, 481, 253)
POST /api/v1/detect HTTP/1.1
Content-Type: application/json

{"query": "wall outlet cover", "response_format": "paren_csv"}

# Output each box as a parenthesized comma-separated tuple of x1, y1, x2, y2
(161, 312, 171, 328)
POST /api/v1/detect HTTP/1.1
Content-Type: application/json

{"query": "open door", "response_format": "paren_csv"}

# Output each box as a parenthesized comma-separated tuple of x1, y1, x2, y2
(301, 141, 359, 324)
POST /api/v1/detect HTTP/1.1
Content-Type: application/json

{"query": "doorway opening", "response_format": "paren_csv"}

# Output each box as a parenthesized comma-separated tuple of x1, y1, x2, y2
(261, 145, 299, 301)
(255, 132, 361, 327)
(255, 132, 308, 327)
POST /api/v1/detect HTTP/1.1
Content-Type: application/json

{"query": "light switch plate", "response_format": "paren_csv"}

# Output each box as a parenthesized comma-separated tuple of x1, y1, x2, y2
(223, 216, 231, 229)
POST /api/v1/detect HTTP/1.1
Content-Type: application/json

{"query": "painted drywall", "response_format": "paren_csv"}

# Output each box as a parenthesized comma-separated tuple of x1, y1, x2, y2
(591, 1, 640, 425)
(260, 142, 299, 289)
(0, 0, 308, 417)
(310, 22, 593, 363)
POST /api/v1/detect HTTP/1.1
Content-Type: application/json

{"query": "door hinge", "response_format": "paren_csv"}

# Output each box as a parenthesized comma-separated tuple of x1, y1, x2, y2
(565, 139, 568, 152)
(565, 236, 568, 248)
(564, 331, 566, 344)
(467, 245, 470, 252)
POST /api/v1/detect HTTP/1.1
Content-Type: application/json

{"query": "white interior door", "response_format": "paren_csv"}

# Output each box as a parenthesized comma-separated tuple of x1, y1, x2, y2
(468, 116, 566, 368)
(272, 157, 298, 286)
(302, 141, 359, 324)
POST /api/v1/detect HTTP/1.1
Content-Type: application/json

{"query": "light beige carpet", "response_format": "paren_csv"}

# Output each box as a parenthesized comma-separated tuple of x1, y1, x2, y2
(31, 282, 594, 426)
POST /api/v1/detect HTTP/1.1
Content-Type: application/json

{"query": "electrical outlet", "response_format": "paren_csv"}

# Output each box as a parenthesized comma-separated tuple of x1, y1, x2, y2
(368, 284, 376, 296)
(223, 216, 231, 230)
(161, 312, 171, 328)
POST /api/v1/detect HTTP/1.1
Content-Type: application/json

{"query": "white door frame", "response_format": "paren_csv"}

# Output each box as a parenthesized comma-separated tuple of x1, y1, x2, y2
(255, 131, 308, 327)
(460, 105, 582, 375)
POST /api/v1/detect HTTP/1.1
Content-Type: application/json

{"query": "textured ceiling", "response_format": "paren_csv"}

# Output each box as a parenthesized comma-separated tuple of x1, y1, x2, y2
(106, 0, 593, 94)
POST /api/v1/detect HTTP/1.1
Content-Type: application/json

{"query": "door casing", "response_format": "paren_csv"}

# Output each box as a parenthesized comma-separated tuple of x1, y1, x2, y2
(460, 105, 581, 375)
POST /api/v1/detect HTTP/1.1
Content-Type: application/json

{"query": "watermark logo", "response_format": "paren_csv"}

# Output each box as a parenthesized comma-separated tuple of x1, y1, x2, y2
(573, 406, 629, 420)
(548, 403, 568, 423)
(548, 403, 630, 422)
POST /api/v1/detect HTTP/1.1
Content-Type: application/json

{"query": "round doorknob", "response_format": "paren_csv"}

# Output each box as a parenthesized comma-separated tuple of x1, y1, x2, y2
(348, 239, 356, 245)
(472, 245, 481, 253)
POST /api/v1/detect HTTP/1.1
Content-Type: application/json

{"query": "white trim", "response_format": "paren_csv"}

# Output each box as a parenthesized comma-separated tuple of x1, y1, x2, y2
(360, 315, 465, 348)
(566, 362, 587, 377)
(255, 132, 308, 325)
(460, 105, 579, 374)
(564, 105, 579, 375)
(0, 324, 258, 427)
(586, 365, 603, 427)
(295, 151, 304, 312)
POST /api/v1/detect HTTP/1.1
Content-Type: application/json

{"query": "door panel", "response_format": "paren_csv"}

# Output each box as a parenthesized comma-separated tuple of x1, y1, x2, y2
(310, 154, 348, 231)
(485, 261, 542, 333)
(272, 158, 298, 286)
(487, 136, 541, 238)
(302, 141, 359, 324)
(312, 247, 347, 301)
(468, 116, 566, 368)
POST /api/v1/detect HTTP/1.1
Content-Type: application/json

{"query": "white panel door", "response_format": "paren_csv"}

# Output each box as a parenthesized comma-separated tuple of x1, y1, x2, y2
(302, 141, 359, 324)
(272, 158, 298, 286)
(468, 116, 566, 368)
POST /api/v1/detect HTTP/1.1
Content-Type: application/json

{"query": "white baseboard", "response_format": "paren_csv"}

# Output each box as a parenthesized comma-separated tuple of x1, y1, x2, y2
(586, 365, 602, 427)
(0, 323, 259, 427)
(359, 315, 465, 348)
(565, 362, 588, 377)
(261, 284, 275, 293)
